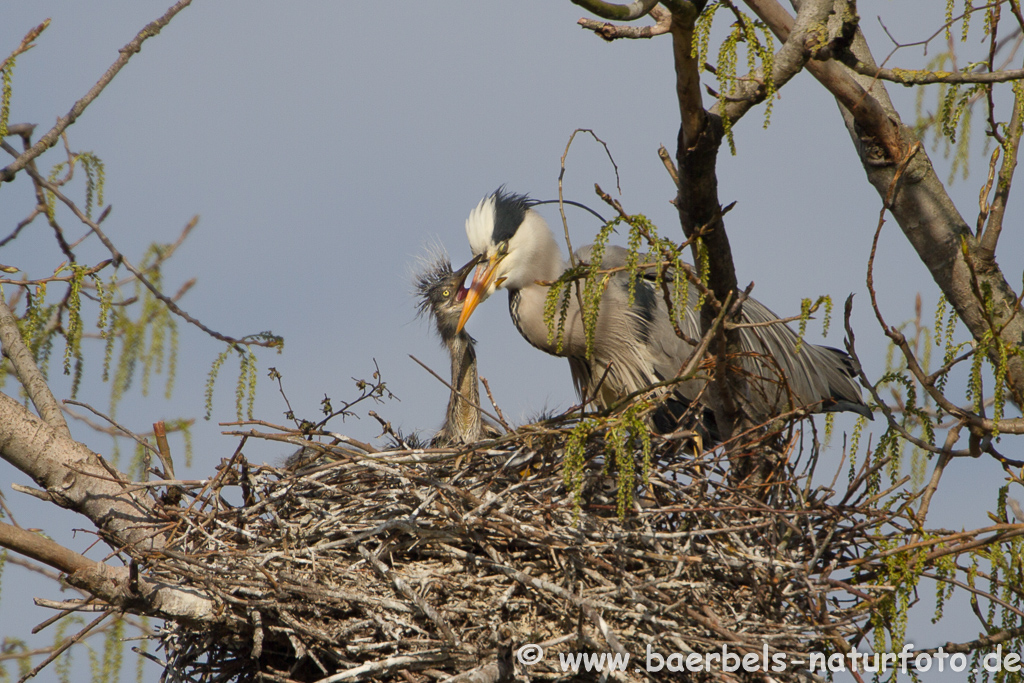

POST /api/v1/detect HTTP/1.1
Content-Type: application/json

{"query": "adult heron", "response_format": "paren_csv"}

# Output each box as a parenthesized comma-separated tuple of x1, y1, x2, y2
(415, 252, 495, 445)
(455, 188, 871, 433)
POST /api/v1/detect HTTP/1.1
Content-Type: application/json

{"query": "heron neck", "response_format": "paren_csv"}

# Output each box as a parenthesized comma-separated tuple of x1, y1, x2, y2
(501, 212, 568, 292)
(502, 222, 575, 357)
(444, 333, 481, 439)
(529, 224, 567, 285)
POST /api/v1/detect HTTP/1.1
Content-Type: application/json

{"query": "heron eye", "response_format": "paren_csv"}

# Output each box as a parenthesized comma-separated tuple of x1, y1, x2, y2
(497, 241, 509, 256)
(442, 289, 451, 298)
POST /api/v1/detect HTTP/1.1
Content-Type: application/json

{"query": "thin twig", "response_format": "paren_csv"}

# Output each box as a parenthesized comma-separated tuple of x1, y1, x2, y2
(1, 2, 194, 183)
(408, 354, 505, 429)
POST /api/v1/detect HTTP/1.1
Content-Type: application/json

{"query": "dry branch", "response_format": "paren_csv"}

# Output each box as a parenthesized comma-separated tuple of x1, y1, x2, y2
(0, 1, 194, 183)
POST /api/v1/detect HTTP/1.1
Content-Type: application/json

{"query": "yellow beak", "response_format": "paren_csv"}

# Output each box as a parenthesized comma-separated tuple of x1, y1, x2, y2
(456, 253, 503, 333)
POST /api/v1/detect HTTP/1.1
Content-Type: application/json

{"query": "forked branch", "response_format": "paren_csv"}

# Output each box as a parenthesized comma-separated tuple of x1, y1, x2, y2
(0, 1, 194, 183)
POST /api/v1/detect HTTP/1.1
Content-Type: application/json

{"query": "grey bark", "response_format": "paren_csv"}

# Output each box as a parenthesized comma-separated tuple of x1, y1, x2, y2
(837, 28, 1024, 411)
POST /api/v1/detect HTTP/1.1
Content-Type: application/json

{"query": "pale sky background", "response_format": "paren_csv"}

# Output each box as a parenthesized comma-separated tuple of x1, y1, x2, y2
(1, 2, 1022, 680)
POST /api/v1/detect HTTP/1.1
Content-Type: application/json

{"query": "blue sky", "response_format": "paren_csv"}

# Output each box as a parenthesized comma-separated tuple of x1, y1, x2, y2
(1, 2, 1021, 680)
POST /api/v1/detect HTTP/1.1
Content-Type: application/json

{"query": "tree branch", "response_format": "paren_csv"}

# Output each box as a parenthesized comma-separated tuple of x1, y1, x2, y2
(0, 391, 161, 550)
(0, 143, 281, 351)
(570, 0, 660, 21)
(744, 0, 903, 162)
(0, 518, 215, 625)
(978, 59, 1023, 261)
(578, 5, 671, 40)
(668, 4, 749, 440)
(0, 394, 224, 625)
(0, 295, 71, 437)
(0, 0, 194, 183)
(0, 520, 101, 577)
(714, 0, 833, 124)
(846, 62, 1024, 85)
(747, 0, 1024, 410)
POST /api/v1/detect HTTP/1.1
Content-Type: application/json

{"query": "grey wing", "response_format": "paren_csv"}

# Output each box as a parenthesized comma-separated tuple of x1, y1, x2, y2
(734, 297, 871, 420)
(578, 245, 868, 420)
(575, 245, 705, 404)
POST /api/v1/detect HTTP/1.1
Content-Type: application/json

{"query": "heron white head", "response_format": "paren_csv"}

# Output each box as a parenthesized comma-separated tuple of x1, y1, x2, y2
(457, 189, 561, 332)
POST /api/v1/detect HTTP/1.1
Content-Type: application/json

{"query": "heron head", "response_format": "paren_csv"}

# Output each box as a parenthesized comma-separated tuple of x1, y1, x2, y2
(458, 188, 558, 333)
(416, 254, 482, 340)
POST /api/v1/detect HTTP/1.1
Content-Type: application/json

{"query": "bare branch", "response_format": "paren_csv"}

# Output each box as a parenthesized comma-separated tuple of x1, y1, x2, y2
(0, 391, 160, 549)
(914, 423, 962, 526)
(153, 420, 175, 479)
(479, 377, 512, 434)
(848, 63, 1024, 85)
(570, 0, 660, 22)
(979, 60, 1023, 260)
(0, 520, 99, 577)
(0, 295, 70, 436)
(0, 1, 193, 183)
(63, 399, 162, 461)
(17, 613, 111, 683)
(578, 5, 671, 40)
(408, 354, 506, 432)
(0, 145, 281, 351)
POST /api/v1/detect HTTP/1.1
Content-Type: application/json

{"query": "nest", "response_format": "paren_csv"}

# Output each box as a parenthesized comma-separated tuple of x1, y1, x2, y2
(149, 420, 886, 683)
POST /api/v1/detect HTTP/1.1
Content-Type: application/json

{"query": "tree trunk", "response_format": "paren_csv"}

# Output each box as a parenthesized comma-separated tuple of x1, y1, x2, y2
(746, 0, 1024, 412)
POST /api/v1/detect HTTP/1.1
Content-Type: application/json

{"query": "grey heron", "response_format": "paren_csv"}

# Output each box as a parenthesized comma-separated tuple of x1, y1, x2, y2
(415, 252, 496, 445)
(455, 188, 871, 434)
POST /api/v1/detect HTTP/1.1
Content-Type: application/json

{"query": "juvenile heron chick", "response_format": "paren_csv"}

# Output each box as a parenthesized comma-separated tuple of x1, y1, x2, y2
(416, 253, 490, 446)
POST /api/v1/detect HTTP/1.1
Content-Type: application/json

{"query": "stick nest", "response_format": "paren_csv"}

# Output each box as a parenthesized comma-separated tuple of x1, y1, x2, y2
(151, 423, 885, 683)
